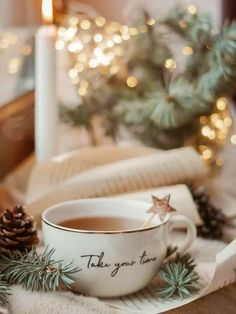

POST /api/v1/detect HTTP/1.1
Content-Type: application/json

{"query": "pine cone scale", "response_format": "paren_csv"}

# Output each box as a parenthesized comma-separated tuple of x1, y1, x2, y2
(12, 228, 27, 234)
(0, 205, 39, 252)
(0, 238, 18, 245)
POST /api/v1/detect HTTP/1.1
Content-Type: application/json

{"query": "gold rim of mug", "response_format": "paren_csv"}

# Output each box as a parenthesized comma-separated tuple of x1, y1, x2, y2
(42, 215, 169, 235)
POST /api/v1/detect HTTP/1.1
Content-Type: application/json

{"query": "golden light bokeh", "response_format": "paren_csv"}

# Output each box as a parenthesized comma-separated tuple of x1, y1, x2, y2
(188, 4, 198, 15)
(95, 16, 106, 27)
(231, 134, 236, 145)
(80, 20, 91, 30)
(182, 46, 193, 56)
(216, 97, 227, 111)
(165, 58, 177, 70)
(126, 76, 138, 88)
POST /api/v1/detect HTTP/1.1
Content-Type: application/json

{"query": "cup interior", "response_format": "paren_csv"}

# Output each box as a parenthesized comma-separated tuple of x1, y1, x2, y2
(42, 198, 169, 233)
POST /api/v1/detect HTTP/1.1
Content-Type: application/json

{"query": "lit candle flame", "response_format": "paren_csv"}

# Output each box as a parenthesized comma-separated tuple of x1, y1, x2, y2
(42, 0, 53, 24)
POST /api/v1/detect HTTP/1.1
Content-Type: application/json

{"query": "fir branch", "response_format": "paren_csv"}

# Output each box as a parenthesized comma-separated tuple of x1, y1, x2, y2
(0, 280, 11, 306)
(149, 77, 210, 130)
(61, 4, 236, 150)
(158, 262, 199, 299)
(198, 22, 236, 101)
(0, 247, 79, 292)
(157, 250, 199, 299)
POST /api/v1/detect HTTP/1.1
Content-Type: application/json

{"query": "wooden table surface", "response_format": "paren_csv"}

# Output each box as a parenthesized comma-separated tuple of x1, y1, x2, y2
(167, 283, 236, 314)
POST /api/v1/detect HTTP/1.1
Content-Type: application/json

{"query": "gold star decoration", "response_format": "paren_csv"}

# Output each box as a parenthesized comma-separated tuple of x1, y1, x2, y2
(148, 194, 176, 218)
(142, 194, 177, 228)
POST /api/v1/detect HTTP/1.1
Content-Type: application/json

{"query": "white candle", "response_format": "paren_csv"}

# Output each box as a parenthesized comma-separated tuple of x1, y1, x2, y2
(35, 0, 57, 161)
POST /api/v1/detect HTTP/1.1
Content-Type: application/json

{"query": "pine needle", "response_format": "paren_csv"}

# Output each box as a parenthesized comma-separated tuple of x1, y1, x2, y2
(157, 249, 199, 299)
(158, 261, 199, 299)
(0, 247, 79, 292)
(0, 280, 11, 306)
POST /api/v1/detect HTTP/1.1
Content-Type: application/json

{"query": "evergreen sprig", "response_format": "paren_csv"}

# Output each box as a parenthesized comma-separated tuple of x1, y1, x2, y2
(0, 247, 79, 292)
(157, 249, 199, 299)
(0, 280, 11, 306)
(158, 261, 199, 299)
(62, 4, 236, 151)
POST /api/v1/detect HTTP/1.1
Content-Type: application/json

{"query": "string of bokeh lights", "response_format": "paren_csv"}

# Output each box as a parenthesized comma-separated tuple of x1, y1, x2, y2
(0, 4, 235, 166)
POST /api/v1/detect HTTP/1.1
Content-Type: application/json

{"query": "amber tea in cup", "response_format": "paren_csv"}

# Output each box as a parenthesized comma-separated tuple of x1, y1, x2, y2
(58, 216, 147, 231)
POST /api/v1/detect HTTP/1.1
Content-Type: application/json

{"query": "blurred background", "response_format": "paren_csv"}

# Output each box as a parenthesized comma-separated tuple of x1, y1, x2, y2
(0, 0, 235, 178)
(1, 0, 236, 27)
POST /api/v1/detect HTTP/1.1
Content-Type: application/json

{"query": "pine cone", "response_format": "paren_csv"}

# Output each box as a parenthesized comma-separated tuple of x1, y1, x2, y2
(0, 205, 38, 253)
(192, 187, 225, 239)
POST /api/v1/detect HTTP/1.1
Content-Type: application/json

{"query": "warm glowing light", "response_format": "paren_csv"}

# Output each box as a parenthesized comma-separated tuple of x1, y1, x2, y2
(120, 25, 129, 34)
(95, 16, 106, 27)
(216, 97, 228, 111)
(231, 134, 236, 145)
(202, 149, 212, 160)
(112, 34, 122, 44)
(8, 58, 21, 74)
(68, 68, 78, 79)
(107, 40, 114, 48)
(165, 59, 177, 70)
(210, 113, 219, 123)
(224, 117, 232, 127)
(55, 40, 65, 50)
(69, 16, 79, 26)
(68, 41, 83, 52)
(78, 86, 87, 96)
(215, 119, 224, 129)
(89, 59, 98, 68)
(22, 44, 32, 55)
(94, 33, 103, 43)
(127, 76, 138, 88)
(80, 80, 89, 88)
(58, 27, 66, 37)
(42, 0, 53, 24)
(0, 38, 9, 49)
(122, 33, 130, 40)
(201, 126, 211, 137)
(65, 27, 77, 41)
(109, 65, 120, 75)
(129, 27, 138, 36)
(147, 18, 155, 26)
(93, 47, 102, 56)
(182, 46, 193, 56)
(80, 20, 91, 30)
(188, 4, 198, 15)
(208, 130, 216, 140)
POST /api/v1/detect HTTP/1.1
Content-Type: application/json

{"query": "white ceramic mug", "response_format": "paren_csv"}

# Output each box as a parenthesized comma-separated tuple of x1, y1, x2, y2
(42, 198, 196, 297)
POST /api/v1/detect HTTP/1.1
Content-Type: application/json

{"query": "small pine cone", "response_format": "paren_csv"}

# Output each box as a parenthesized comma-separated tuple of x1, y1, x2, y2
(192, 187, 225, 239)
(0, 205, 38, 253)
